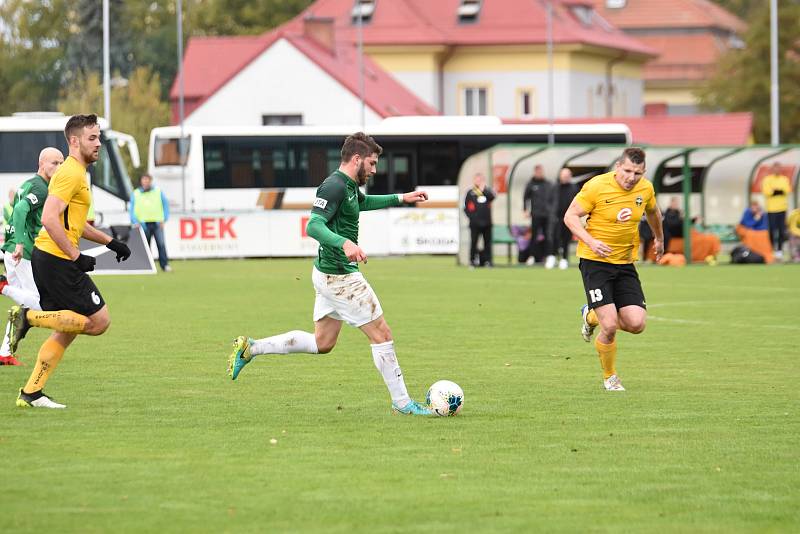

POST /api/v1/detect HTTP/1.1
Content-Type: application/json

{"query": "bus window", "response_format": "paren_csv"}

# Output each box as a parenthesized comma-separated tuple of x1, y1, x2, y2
(90, 136, 131, 201)
(393, 153, 413, 194)
(419, 143, 459, 186)
(154, 136, 189, 166)
(203, 142, 228, 189)
(0, 131, 68, 172)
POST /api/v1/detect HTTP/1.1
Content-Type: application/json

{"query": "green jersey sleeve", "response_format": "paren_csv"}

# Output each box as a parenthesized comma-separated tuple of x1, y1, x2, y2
(28, 181, 48, 208)
(311, 178, 346, 221)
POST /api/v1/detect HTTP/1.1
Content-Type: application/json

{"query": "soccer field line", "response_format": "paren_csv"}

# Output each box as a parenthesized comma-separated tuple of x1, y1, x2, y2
(647, 300, 759, 308)
(648, 315, 800, 331)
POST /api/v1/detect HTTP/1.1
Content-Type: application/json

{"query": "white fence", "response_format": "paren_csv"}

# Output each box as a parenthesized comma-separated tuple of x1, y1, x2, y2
(160, 208, 459, 259)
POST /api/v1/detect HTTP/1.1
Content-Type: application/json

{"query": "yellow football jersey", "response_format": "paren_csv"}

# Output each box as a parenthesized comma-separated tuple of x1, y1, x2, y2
(35, 156, 92, 260)
(574, 170, 656, 264)
(761, 174, 792, 213)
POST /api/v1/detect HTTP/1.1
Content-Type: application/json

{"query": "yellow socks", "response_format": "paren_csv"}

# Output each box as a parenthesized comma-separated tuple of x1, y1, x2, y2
(27, 310, 88, 334)
(594, 337, 617, 379)
(586, 308, 599, 327)
(23, 337, 66, 394)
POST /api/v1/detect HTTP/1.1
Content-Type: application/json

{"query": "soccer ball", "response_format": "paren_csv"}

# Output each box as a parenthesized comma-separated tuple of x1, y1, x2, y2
(426, 380, 464, 416)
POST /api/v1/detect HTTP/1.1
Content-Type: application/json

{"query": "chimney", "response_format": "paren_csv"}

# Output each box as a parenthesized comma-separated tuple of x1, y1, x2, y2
(303, 16, 336, 53)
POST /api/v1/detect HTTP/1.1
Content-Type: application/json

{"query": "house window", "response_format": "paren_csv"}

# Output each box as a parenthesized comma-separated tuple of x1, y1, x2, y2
(462, 86, 488, 116)
(458, 0, 482, 23)
(517, 88, 536, 118)
(262, 114, 303, 126)
(570, 5, 595, 26)
(351, 0, 376, 23)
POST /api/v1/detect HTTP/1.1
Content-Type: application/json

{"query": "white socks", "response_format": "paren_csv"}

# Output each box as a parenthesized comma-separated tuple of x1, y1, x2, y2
(1, 286, 41, 310)
(250, 330, 318, 356)
(0, 323, 11, 356)
(371, 341, 411, 408)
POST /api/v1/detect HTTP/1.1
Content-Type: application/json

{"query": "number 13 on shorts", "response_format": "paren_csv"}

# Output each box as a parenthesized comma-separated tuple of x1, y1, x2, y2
(589, 288, 603, 303)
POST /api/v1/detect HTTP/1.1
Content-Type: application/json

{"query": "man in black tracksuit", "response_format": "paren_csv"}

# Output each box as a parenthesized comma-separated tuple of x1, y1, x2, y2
(523, 164, 554, 264)
(551, 167, 579, 268)
(464, 173, 495, 267)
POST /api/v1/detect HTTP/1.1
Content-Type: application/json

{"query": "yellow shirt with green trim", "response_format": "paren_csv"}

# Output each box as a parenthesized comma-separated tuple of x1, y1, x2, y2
(761, 174, 792, 213)
(34, 155, 92, 260)
(574, 171, 656, 264)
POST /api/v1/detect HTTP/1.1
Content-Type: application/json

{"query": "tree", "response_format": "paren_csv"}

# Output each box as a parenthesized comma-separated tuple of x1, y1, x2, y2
(0, 0, 70, 114)
(698, 2, 800, 144)
(57, 67, 170, 179)
(188, 0, 314, 36)
(711, 0, 763, 19)
(64, 0, 134, 82)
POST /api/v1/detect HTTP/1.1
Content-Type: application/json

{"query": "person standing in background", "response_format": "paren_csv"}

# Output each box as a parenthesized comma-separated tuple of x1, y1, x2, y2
(523, 165, 555, 267)
(464, 173, 495, 267)
(550, 168, 578, 270)
(761, 162, 792, 260)
(130, 174, 172, 272)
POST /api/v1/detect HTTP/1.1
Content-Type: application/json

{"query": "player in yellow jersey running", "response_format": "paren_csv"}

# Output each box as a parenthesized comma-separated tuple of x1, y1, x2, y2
(10, 114, 131, 408)
(563, 147, 663, 391)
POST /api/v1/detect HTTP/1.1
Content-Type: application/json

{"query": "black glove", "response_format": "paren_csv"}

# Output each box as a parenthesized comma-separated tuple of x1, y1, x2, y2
(107, 238, 131, 262)
(75, 254, 96, 272)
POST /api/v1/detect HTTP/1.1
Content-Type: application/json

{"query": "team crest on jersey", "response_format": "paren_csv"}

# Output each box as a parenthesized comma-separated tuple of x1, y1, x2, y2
(27, 193, 38, 205)
(616, 207, 633, 222)
(635, 195, 643, 207)
(313, 197, 328, 209)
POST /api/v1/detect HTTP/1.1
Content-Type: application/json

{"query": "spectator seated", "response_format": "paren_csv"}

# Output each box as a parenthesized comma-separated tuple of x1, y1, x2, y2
(646, 228, 722, 263)
(735, 201, 774, 263)
(735, 225, 774, 263)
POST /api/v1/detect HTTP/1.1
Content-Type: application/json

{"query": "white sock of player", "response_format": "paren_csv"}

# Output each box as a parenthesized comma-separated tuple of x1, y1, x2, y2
(2, 286, 41, 310)
(370, 341, 411, 408)
(250, 330, 318, 356)
(0, 323, 11, 356)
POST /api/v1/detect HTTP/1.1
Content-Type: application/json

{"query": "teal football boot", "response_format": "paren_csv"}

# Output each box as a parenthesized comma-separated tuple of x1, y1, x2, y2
(392, 399, 433, 416)
(227, 336, 253, 380)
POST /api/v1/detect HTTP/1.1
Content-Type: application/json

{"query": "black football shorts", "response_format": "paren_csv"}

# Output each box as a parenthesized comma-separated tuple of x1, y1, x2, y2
(579, 258, 646, 310)
(32, 247, 106, 316)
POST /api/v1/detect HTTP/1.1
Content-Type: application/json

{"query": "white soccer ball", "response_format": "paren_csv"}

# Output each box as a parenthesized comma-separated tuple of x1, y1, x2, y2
(426, 380, 464, 416)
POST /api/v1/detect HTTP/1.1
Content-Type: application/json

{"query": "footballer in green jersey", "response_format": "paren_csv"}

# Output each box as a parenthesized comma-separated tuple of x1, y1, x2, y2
(0, 147, 62, 366)
(227, 133, 434, 415)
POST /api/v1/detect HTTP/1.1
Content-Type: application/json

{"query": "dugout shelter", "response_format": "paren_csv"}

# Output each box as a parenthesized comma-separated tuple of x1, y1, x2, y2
(456, 144, 800, 266)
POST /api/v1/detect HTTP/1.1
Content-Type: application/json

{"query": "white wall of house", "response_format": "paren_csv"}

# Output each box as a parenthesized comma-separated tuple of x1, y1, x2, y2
(186, 38, 384, 127)
(441, 70, 643, 119)
(386, 71, 439, 109)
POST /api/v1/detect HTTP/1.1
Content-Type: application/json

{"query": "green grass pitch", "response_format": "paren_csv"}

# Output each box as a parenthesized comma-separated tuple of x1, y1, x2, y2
(1, 257, 798, 533)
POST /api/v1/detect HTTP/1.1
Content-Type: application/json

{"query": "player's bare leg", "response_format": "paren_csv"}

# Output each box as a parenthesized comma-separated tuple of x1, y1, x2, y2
(593, 304, 625, 391)
(360, 316, 431, 415)
(617, 305, 646, 334)
(314, 316, 342, 354)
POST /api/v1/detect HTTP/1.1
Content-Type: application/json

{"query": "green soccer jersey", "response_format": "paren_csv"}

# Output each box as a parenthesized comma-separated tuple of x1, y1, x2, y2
(309, 170, 403, 274)
(2, 174, 49, 260)
(311, 171, 366, 274)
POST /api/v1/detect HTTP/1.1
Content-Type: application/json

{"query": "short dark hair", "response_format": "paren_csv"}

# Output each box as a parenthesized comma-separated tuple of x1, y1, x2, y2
(341, 132, 382, 162)
(140, 173, 152, 182)
(64, 114, 99, 142)
(621, 147, 645, 165)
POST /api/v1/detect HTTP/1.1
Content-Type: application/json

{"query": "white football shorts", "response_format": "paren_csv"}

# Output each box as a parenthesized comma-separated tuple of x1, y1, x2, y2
(3, 251, 39, 297)
(312, 266, 383, 327)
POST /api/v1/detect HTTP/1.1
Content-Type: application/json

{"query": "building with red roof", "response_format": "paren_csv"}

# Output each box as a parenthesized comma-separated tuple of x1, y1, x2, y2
(589, 0, 746, 115)
(172, 0, 658, 125)
(170, 0, 751, 145)
(171, 17, 437, 126)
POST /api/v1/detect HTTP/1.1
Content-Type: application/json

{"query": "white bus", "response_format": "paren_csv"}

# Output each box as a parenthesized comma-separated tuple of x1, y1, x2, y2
(0, 112, 140, 224)
(148, 116, 631, 212)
